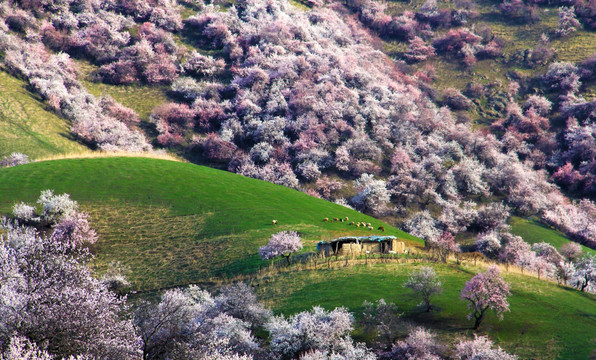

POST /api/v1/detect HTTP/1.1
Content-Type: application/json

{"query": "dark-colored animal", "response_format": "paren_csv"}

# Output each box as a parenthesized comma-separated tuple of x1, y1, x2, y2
(378, 226, 385, 232)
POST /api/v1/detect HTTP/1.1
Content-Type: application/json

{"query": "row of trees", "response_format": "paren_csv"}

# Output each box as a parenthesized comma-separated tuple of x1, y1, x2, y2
(258, 231, 519, 331)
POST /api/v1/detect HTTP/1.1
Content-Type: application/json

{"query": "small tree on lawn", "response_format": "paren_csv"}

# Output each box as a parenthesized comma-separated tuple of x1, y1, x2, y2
(259, 231, 303, 265)
(404, 266, 442, 312)
(460, 266, 510, 330)
(427, 231, 460, 263)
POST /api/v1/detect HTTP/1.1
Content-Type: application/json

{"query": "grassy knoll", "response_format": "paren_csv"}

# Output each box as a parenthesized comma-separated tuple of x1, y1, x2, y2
(255, 262, 596, 360)
(510, 216, 596, 255)
(0, 71, 88, 158)
(0, 157, 421, 291)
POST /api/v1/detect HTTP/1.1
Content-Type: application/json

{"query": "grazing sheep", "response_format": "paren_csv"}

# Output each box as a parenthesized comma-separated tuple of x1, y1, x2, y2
(349, 221, 354, 225)
(367, 223, 371, 227)
(356, 223, 361, 228)
(333, 218, 339, 222)
(323, 218, 329, 222)
(378, 226, 385, 232)
(345, 217, 349, 221)
(367, 226, 373, 230)
(340, 218, 344, 222)
(272, 220, 278, 225)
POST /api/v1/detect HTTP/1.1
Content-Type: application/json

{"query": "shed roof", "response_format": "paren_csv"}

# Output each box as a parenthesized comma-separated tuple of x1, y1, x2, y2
(316, 236, 397, 251)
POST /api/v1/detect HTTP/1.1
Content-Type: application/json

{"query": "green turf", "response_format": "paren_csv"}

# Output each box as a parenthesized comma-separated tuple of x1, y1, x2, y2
(0, 71, 88, 159)
(255, 262, 596, 360)
(0, 157, 422, 291)
(510, 216, 596, 255)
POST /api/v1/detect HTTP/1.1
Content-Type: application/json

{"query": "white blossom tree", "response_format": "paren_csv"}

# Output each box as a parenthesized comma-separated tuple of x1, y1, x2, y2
(455, 335, 517, 360)
(266, 306, 358, 359)
(259, 231, 303, 264)
(404, 266, 443, 312)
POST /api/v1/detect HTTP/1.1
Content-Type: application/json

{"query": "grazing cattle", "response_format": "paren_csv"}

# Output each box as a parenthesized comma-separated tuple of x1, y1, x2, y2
(272, 220, 278, 225)
(349, 221, 354, 225)
(323, 218, 329, 222)
(378, 226, 385, 232)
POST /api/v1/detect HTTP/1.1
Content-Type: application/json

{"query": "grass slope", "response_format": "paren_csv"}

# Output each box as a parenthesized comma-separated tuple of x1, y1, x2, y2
(0, 71, 88, 158)
(510, 216, 596, 255)
(0, 157, 421, 291)
(256, 263, 596, 360)
(76, 60, 169, 121)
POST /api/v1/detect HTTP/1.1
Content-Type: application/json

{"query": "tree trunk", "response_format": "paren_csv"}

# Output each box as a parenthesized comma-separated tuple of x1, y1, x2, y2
(474, 315, 482, 330)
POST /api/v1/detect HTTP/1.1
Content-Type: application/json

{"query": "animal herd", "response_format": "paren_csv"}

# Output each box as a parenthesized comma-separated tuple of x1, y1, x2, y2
(271, 218, 386, 232)
(322, 217, 385, 232)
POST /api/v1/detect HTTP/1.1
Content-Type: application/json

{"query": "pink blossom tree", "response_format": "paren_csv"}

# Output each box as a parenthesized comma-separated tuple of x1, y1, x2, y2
(560, 242, 583, 261)
(460, 266, 511, 330)
(573, 255, 595, 292)
(427, 231, 460, 263)
(50, 212, 98, 249)
(259, 231, 303, 264)
(404, 37, 435, 63)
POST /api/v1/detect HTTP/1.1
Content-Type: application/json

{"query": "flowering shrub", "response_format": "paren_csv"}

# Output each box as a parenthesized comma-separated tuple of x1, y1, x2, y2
(0, 153, 30, 167)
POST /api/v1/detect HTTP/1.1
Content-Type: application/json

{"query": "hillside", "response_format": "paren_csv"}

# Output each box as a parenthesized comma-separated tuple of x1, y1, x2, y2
(0, 71, 88, 158)
(0, 0, 595, 358)
(2, 158, 593, 359)
(255, 262, 596, 360)
(510, 216, 596, 255)
(0, 156, 421, 291)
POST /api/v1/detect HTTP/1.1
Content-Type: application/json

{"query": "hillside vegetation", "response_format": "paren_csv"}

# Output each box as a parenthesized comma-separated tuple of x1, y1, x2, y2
(0, 157, 420, 291)
(0, 71, 87, 158)
(255, 262, 596, 360)
(510, 216, 596, 255)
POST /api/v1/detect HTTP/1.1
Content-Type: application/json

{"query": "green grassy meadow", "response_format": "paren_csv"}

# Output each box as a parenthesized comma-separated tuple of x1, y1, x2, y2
(510, 216, 596, 255)
(0, 71, 88, 159)
(255, 262, 596, 360)
(0, 157, 421, 291)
